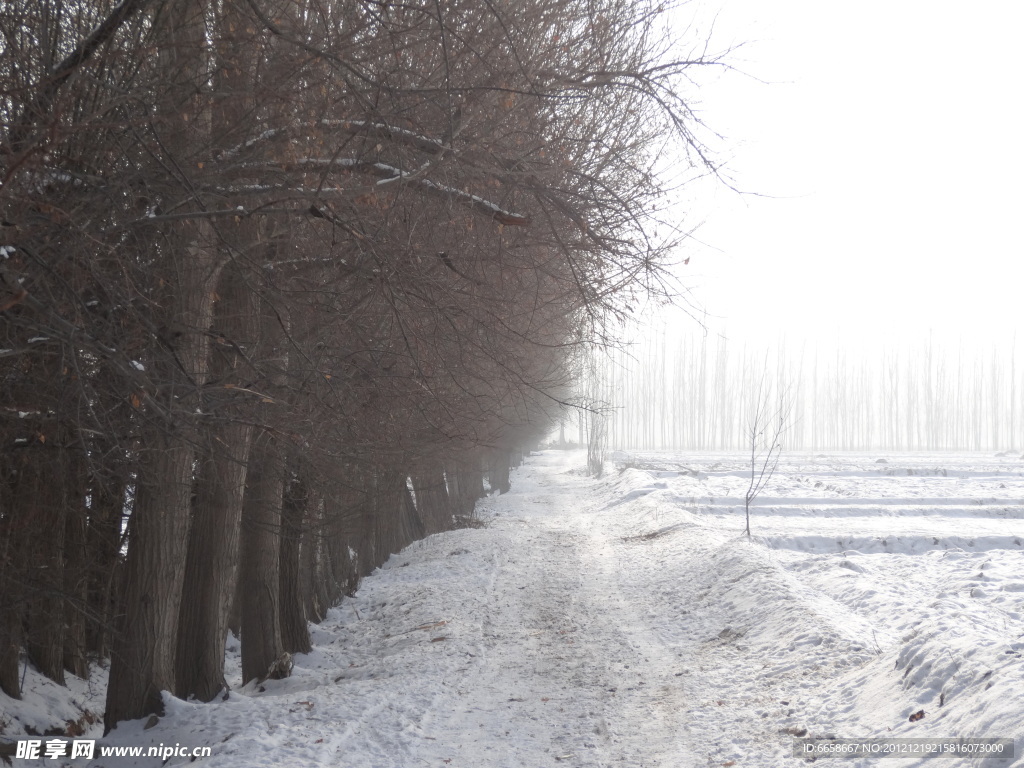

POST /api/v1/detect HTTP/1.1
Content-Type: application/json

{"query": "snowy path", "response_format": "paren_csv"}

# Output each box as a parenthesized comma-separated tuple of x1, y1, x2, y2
(8, 449, 1022, 767)
(90, 450, 712, 767)
(340, 450, 700, 767)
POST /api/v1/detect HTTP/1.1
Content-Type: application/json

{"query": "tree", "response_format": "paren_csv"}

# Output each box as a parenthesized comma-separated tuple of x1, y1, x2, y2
(744, 371, 788, 538)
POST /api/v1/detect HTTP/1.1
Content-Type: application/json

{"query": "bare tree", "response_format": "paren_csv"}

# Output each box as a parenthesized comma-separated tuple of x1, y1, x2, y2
(1, 0, 723, 729)
(744, 372, 788, 538)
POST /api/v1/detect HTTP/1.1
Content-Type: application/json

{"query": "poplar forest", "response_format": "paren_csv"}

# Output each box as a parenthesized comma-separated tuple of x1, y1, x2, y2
(594, 329, 1024, 452)
(0, 0, 720, 733)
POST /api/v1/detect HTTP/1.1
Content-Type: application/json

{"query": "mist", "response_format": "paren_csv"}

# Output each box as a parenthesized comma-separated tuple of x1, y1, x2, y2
(585, 326, 1024, 453)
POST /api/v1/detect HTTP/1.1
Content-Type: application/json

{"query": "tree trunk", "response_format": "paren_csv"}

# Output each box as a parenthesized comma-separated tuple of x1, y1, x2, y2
(175, 418, 252, 700)
(324, 492, 358, 599)
(105, 434, 199, 730)
(396, 478, 426, 546)
(300, 479, 335, 626)
(411, 469, 453, 535)
(448, 458, 485, 519)
(0, 604, 21, 699)
(279, 464, 311, 654)
(62, 465, 89, 680)
(22, 439, 67, 685)
(240, 430, 287, 684)
(85, 465, 125, 660)
(370, 470, 402, 562)
(105, 253, 219, 728)
(353, 471, 378, 578)
(174, 0, 262, 698)
(226, 576, 242, 641)
(488, 449, 511, 494)
(175, 259, 257, 702)
(0, 458, 25, 699)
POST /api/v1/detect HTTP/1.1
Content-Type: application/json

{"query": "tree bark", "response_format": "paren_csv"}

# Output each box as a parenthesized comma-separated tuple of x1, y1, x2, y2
(175, 418, 252, 700)
(279, 463, 311, 654)
(0, 456, 25, 699)
(396, 477, 426, 547)
(324, 491, 358, 599)
(240, 430, 287, 684)
(22, 439, 67, 685)
(300, 480, 336, 626)
(448, 458, 485, 519)
(104, 247, 219, 727)
(175, 259, 257, 701)
(85, 464, 125, 660)
(0, 603, 21, 699)
(487, 449, 512, 494)
(411, 469, 453, 535)
(62, 463, 89, 679)
(104, 433, 198, 730)
(353, 471, 378, 578)
(174, 0, 262, 699)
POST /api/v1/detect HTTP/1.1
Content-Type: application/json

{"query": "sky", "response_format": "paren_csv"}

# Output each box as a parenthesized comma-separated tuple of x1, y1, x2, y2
(662, 0, 1024, 348)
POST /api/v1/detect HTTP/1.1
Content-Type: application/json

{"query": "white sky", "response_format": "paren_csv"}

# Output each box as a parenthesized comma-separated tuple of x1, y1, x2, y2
(664, 0, 1024, 348)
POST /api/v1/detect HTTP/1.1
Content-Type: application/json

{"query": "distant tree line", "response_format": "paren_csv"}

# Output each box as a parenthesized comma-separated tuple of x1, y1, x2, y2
(602, 327, 1023, 452)
(0, 0, 714, 733)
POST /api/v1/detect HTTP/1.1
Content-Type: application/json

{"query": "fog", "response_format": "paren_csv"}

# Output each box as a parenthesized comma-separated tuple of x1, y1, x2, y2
(582, 324, 1024, 452)
(588, 1, 1024, 454)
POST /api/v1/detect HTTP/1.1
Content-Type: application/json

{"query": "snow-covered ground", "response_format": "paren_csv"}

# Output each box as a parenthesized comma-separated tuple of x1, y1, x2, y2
(2, 449, 1022, 766)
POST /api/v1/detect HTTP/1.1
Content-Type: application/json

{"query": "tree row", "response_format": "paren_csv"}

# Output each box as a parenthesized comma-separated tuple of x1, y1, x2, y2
(0, 0, 710, 731)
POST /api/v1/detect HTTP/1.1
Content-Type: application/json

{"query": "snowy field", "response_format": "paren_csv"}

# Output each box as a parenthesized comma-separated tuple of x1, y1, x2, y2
(2, 449, 1023, 767)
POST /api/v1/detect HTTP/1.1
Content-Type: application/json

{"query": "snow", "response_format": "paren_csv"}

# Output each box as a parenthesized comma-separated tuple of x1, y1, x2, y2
(320, 119, 448, 155)
(2, 450, 1021, 766)
(295, 158, 528, 224)
(219, 128, 283, 160)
